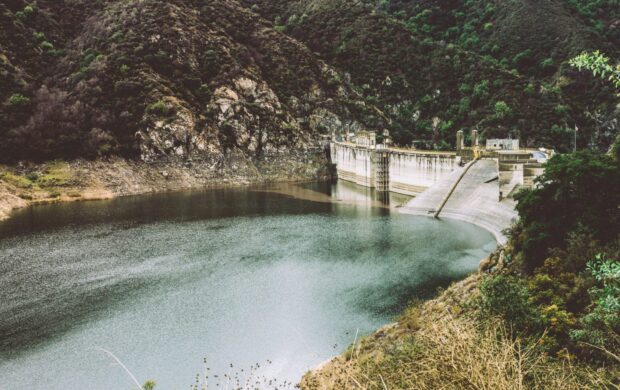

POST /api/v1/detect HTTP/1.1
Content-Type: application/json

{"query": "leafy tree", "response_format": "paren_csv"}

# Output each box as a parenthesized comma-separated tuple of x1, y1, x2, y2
(493, 101, 511, 119)
(515, 152, 620, 271)
(570, 51, 620, 90)
(570, 254, 620, 360)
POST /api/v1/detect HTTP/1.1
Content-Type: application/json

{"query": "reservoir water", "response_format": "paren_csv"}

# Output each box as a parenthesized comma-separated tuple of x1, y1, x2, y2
(0, 182, 495, 389)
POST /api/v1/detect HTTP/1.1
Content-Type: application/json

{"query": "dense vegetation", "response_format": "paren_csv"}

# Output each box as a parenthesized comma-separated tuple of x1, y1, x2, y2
(475, 142, 619, 365)
(1, 0, 618, 162)
(242, 0, 619, 151)
(0, 0, 383, 163)
(474, 56, 620, 364)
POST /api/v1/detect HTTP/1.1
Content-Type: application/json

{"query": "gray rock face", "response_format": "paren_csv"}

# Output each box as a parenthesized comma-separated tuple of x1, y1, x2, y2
(137, 73, 371, 168)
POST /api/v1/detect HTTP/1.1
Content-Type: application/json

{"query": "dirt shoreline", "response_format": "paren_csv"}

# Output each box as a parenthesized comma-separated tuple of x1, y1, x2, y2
(0, 153, 330, 222)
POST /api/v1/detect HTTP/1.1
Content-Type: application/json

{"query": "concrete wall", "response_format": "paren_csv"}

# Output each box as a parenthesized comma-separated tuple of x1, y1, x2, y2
(499, 162, 523, 199)
(523, 164, 544, 189)
(389, 152, 460, 195)
(498, 161, 545, 198)
(331, 143, 376, 187)
(400, 159, 517, 245)
(331, 143, 459, 196)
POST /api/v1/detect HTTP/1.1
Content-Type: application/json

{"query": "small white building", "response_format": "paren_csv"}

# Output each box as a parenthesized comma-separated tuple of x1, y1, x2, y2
(486, 139, 519, 151)
(355, 131, 377, 148)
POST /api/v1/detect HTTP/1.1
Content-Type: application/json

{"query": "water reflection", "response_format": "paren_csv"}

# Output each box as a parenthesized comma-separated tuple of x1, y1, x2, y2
(0, 181, 494, 390)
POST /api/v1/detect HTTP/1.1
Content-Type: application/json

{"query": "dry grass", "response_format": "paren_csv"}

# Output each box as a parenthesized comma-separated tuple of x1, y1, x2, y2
(302, 299, 618, 390)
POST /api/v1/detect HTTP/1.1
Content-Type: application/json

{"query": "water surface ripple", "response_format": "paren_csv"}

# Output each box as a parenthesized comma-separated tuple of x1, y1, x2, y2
(0, 182, 495, 389)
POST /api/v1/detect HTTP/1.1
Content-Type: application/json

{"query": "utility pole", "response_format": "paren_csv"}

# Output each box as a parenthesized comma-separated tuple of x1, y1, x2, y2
(574, 124, 578, 152)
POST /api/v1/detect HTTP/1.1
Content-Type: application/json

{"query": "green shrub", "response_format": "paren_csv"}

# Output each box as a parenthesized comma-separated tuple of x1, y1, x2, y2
(143, 381, 156, 390)
(513, 49, 533, 70)
(554, 104, 568, 116)
(479, 275, 540, 332)
(146, 101, 174, 117)
(8, 93, 30, 106)
(458, 97, 471, 115)
(110, 31, 123, 41)
(1, 172, 32, 188)
(25, 172, 39, 182)
(524, 83, 536, 96)
(473, 80, 489, 99)
(570, 254, 620, 359)
(23, 5, 34, 15)
(14, 11, 26, 20)
(540, 58, 554, 69)
(40, 41, 54, 51)
(33, 31, 46, 41)
(494, 101, 512, 119)
(459, 83, 471, 94)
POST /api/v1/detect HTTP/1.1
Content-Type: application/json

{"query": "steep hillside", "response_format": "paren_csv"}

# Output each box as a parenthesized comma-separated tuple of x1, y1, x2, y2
(0, 0, 384, 163)
(242, 0, 619, 151)
(2, 0, 619, 160)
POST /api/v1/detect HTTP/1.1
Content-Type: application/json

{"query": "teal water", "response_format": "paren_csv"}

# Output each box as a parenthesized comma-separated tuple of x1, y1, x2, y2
(0, 182, 495, 389)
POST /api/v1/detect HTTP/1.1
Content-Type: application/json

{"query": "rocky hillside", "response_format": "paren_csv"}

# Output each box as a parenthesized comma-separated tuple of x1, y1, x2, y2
(1, 0, 619, 163)
(0, 0, 384, 163)
(242, 0, 619, 150)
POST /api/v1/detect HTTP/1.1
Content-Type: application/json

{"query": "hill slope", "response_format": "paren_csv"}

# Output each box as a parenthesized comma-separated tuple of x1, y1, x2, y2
(242, 0, 619, 150)
(1, 0, 619, 160)
(0, 0, 384, 163)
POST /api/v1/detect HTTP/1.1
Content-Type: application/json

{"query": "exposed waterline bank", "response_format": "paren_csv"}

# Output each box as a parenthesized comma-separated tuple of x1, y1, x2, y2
(0, 153, 330, 222)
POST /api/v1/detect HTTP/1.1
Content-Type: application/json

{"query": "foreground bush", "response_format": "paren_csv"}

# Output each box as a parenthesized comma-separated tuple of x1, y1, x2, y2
(301, 300, 617, 389)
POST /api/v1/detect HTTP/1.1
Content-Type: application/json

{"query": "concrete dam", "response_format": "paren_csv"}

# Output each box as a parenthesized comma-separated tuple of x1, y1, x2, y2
(330, 142, 460, 196)
(330, 135, 547, 245)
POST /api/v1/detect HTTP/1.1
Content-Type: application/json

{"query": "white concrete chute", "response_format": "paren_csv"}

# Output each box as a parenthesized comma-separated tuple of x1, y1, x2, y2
(400, 159, 517, 245)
